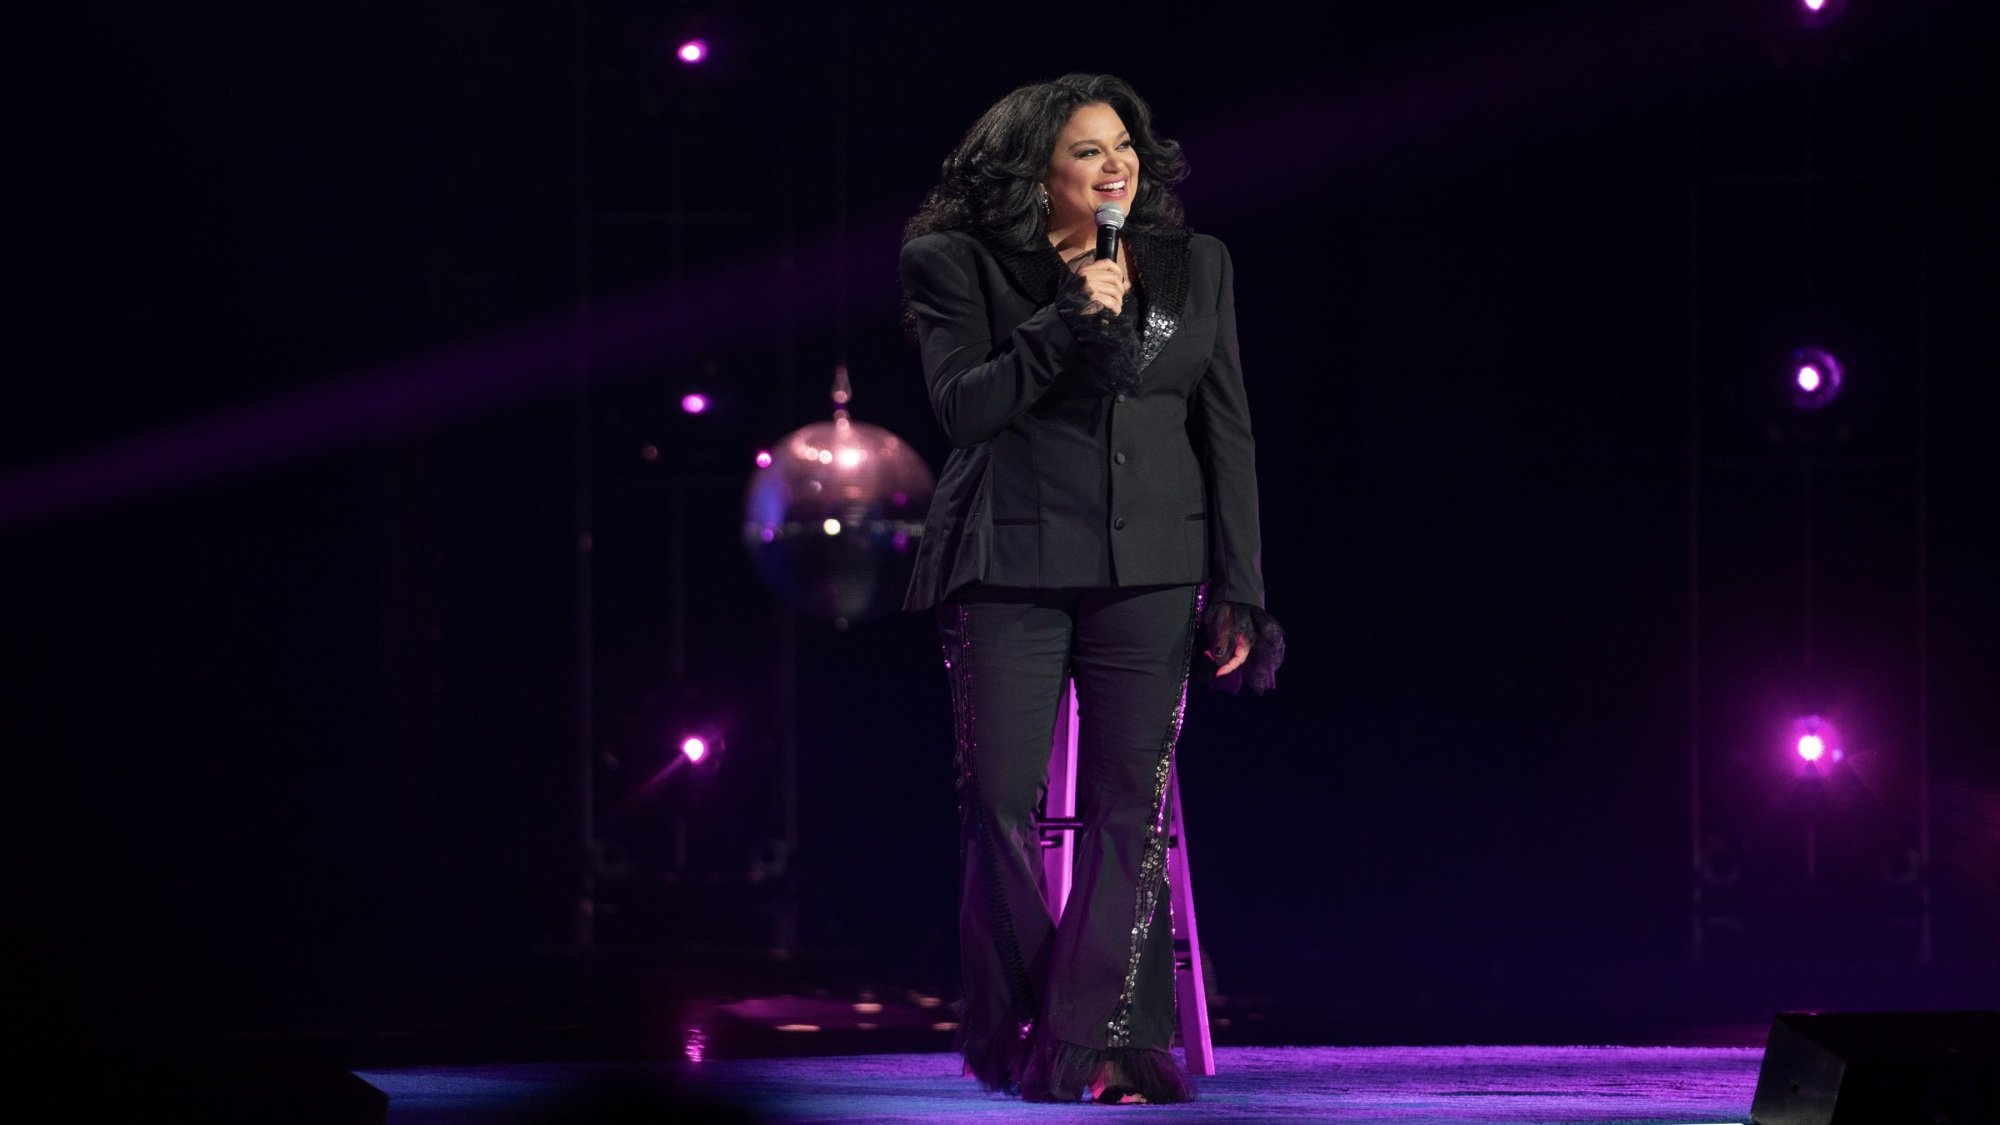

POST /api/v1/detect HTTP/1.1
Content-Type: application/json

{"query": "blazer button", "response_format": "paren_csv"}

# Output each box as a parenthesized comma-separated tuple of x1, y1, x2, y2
(1114, 452, 1127, 465)
(1114, 392, 1127, 403)
(1113, 517, 1127, 530)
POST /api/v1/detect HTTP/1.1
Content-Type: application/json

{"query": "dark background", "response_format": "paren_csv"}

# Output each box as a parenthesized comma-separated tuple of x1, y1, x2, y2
(7, 0, 1996, 1055)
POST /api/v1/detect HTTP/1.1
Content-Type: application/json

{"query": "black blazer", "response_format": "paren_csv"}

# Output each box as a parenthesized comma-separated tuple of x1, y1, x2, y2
(900, 226, 1266, 613)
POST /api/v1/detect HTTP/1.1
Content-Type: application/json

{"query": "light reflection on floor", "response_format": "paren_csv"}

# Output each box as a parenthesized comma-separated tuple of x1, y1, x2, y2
(364, 1044, 1761, 1123)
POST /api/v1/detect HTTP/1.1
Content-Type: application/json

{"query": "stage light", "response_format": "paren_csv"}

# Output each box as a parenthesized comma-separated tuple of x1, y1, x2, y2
(1787, 714, 1843, 767)
(1799, 0, 1845, 26)
(1788, 346, 1842, 411)
(821, 517, 842, 535)
(754, 450, 773, 468)
(635, 730, 721, 798)
(681, 392, 710, 415)
(677, 39, 708, 64)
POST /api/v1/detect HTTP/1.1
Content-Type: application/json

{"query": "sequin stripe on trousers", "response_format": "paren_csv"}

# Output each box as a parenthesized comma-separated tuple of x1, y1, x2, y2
(942, 603, 1038, 1053)
(1104, 585, 1203, 1048)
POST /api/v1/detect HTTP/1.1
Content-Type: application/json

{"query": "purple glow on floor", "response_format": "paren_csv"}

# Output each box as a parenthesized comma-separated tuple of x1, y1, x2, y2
(362, 1045, 1760, 1123)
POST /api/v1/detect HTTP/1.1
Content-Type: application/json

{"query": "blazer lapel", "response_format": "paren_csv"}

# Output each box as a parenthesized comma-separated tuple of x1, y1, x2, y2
(1134, 228, 1192, 371)
(974, 226, 1195, 375)
(975, 232, 1067, 305)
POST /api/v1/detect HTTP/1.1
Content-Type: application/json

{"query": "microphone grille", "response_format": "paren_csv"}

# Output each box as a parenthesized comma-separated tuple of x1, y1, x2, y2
(1094, 202, 1126, 230)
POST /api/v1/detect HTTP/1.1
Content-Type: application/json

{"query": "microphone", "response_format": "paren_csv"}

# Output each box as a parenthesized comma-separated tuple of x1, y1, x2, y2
(1094, 201, 1125, 262)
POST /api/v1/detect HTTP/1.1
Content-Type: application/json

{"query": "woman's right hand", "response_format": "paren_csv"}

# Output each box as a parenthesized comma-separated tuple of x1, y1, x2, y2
(1064, 252, 1129, 318)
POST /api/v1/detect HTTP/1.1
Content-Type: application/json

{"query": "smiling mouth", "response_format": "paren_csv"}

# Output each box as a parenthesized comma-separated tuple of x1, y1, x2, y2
(1094, 179, 1128, 192)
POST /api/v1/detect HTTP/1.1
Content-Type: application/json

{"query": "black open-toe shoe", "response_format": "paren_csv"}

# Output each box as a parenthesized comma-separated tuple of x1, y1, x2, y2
(1020, 1032, 1194, 1104)
(1090, 1058, 1151, 1105)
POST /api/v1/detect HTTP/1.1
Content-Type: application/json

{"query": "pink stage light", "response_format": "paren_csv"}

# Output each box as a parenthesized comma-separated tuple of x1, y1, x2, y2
(681, 392, 709, 415)
(681, 736, 708, 763)
(1789, 346, 1842, 410)
(1803, 0, 1825, 10)
(1800, 0, 1845, 25)
(677, 39, 708, 64)
(1787, 715, 1843, 767)
(754, 450, 773, 468)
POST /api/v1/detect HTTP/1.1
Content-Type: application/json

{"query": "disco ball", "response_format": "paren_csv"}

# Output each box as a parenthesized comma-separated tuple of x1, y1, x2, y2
(743, 413, 933, 625)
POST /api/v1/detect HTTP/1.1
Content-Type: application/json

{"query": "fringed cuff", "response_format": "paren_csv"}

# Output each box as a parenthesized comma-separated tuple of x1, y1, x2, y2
(1203, 600, 1286, 695)
(1017, 1030, 1194, 1104)
(1056, 281, 1141, 395)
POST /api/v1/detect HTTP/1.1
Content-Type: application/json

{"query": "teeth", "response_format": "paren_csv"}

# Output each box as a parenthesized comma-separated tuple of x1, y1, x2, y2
(1095, 179, 1126, 191)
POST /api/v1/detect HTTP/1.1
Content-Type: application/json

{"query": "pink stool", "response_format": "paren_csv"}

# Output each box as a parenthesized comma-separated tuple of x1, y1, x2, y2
(1035, 681, 1216, 1076)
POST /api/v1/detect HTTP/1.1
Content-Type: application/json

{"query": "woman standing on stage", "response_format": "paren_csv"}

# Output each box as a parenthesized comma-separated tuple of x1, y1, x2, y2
(900, 74, 1282, 1105)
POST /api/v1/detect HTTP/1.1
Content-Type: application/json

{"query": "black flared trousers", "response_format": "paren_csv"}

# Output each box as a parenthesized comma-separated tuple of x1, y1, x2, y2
(938, 583, 1201, 1084)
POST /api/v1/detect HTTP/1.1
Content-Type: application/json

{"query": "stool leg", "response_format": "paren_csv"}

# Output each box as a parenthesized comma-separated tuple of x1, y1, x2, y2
(1038, 680, 1081, 922)
(1167, 762, 1215, 1076)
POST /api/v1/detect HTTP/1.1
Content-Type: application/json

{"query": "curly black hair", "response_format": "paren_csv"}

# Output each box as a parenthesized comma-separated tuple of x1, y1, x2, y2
(904, 74, 1188, 250)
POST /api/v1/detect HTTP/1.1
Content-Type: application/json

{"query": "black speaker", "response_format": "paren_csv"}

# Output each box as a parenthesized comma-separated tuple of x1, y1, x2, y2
(1750, 1010, 2000, 1125)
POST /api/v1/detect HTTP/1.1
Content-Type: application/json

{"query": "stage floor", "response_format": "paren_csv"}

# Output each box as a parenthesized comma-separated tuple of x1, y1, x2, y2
(363, 1045, 1762, 1123)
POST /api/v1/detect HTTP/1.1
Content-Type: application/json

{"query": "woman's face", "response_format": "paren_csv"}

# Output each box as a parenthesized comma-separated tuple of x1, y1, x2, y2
(1042, 101, 1140, 246)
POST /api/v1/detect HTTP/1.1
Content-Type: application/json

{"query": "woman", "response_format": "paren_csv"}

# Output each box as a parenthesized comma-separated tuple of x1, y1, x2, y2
(900, 74, 1282, 1105)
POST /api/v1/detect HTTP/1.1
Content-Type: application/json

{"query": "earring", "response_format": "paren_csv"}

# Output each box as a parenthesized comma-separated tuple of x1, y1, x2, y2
(1036, 185, 1050, 216)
